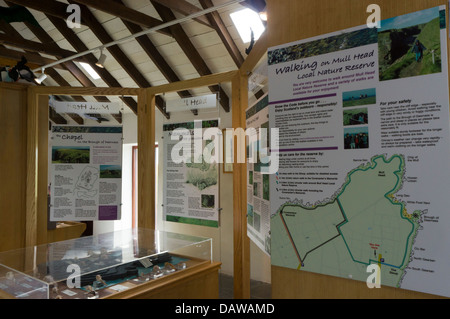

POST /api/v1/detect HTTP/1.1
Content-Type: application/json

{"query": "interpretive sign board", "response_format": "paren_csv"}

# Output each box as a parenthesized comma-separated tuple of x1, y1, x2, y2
(268, 6, 450, 297)
(163, 120, 220, 227)
(50, 126, 123, 221)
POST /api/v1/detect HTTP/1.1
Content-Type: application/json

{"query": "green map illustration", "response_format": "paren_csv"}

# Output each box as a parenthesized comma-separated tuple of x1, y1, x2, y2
(271, 154, 422, 287)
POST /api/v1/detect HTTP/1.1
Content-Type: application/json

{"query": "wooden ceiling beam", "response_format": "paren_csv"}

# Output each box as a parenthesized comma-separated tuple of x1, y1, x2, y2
(113, 0, 197, 115)
(45, 15, 143, 116)
(199, 0, 244, 67)
(66, 1, 170, 118)
(150, 0, 211, 27)
(0, 13, 112, 106)
(0, 1, 148, 117)
(151, 1, 230, 112)
(5, 0, 89, 26)
(0, 46, 65, 70)
(49, 106, 67, 125)
(151, 0, 244, 68)
(0, 33, 81, 58)
(70, 0, 173, 36)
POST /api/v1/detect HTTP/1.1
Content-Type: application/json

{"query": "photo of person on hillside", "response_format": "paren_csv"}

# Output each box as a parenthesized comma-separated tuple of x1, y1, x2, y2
(411, 39, 426, 62)
(378, 7, 443, 81)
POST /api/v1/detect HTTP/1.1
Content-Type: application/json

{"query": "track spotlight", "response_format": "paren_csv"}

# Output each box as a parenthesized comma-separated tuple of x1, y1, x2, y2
(96, 48, 107, 68)
(34, 69, 47, 84)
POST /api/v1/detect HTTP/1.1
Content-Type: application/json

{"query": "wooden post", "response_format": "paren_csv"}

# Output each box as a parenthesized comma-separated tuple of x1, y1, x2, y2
(232, 71, 251, 299)
(137, 89, 156, 229)
(26, 86, 39, 248)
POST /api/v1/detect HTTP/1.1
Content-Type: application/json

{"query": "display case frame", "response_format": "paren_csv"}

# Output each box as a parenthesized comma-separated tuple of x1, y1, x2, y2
(0, 228, 217, 299)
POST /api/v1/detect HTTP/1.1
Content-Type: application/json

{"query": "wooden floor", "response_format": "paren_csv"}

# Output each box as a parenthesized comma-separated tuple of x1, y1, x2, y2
(219, 273, 271, 299)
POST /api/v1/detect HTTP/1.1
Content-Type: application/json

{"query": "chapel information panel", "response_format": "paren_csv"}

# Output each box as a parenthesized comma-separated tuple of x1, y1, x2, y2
(268, 6, 450, 297)
(50, 126, 123, 221)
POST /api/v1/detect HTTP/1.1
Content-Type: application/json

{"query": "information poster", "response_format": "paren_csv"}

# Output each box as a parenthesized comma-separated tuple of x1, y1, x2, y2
(268, 6, 450, 297)
(163, 120, 220, 228)
(246, 93, 271, 256)
(50, 126, 123, 221)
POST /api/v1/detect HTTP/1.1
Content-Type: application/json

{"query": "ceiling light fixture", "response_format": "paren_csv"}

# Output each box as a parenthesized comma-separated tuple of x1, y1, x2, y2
(34, 68, 47, 84)
(96, 48, 107, 68)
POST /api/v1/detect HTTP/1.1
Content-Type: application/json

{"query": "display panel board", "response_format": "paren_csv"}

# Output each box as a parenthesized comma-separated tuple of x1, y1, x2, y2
(50, 126, 123, 221)
(163, 120, 220, 228)
(246, 93, 271, 256)
(268, 6, 450, 297)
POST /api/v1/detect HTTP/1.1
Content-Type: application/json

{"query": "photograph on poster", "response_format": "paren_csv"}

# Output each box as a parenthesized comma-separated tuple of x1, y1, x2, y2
(343, 126, 369, 149)
(342, 88, 376, 107)
(52, 146, 90, 164)
(343, 108, 368, 126)
(378, 6, 442, 81)
(100, 165, 122, 179)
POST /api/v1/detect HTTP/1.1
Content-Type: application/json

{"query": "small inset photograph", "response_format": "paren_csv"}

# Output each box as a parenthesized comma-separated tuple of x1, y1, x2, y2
(201, 194, 215, 209)
(52, 146, 90, 164)
(253, 182, 259, 197)
(343, 88, 376, 107)
(344, 126, 369, 150)
(100, 165, 122, 178)
(263, 174, 270, 201)
(343, 107, 368, 126)
(378, 6, 442, 81)
(247, 204, 254, 226)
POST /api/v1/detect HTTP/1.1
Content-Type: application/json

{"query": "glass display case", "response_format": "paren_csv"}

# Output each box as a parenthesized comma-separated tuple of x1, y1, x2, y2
(0, 228, 213, 299)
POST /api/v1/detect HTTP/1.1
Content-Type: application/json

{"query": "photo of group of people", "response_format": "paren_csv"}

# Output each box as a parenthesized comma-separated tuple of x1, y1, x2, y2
(344, 127, 369, 149)
(342, 88, 374, 150)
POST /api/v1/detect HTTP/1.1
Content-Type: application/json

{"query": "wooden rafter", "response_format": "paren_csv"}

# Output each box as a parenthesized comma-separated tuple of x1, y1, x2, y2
(45, 15, 142, 116)
(113, 0, 197, 115)
(5, 0, 90, 26)
(151, 1, 230, 112)
(1, 0, 246, 114)
(150, 0, 211, 27)
(67, 1, 171, 118)
(199, 0, 245, 67)
(70, 0, 172, 36)
(151, 0, 244, 68)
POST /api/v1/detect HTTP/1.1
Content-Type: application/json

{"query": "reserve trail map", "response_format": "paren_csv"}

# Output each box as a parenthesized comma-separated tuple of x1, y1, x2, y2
(271, 154, 421, 288)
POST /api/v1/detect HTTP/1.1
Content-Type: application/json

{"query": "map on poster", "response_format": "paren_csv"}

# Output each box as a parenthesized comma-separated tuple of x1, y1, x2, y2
(50, 126, 123, 221)
(268, 6, 450, 297)
(163, 120, 220, 228)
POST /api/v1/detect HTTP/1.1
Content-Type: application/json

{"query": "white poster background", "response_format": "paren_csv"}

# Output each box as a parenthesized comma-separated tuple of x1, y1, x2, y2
(268, 6, 450, 297)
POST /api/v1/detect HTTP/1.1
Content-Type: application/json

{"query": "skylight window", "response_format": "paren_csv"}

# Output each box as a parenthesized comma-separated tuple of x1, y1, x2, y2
(230, 8, 265, 44)
(79, 62, 101, 80)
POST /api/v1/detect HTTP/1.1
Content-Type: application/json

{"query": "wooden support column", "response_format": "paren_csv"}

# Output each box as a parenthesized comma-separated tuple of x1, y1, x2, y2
(232, 71, 250, 299)
(26, 86, 38, 248)
(137, 89, 156, 229)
